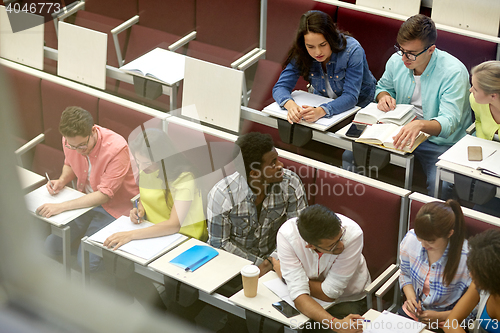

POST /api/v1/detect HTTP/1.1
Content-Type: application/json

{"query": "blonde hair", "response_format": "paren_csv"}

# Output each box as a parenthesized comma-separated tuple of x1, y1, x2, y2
(471, 61, 500, 95)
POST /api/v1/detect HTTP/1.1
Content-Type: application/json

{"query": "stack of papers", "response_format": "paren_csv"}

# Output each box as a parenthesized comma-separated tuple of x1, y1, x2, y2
(364, 310, 425, 333)
(262, 90, 360, 131)
(263, 277, 334, 309)
(88, 216, 185, 261)
(24, 185, 89, 226)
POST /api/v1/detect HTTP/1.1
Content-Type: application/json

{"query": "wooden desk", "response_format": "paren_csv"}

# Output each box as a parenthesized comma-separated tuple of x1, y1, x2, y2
(24, 185, 94, 276)
(120, 48, 185, 110)
(148, 238, 251, 294)
(17, 166, 45, 192)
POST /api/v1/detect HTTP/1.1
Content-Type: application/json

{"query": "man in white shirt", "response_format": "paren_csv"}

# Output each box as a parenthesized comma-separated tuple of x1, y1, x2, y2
(273, 205, 370, 332)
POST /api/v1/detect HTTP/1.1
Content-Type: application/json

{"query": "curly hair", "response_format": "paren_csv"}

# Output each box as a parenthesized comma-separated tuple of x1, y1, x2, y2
(284, 10, 347, 83)
(467, 229, 500, 296)
(58, 106, 94, 137)
(234, 132, 274, 180)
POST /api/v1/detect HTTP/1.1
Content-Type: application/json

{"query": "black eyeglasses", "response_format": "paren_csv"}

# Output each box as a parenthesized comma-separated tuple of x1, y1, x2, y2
(394, 44, 434, 61)
(314, 226, 346, 253)
(64, 135, 90, 150)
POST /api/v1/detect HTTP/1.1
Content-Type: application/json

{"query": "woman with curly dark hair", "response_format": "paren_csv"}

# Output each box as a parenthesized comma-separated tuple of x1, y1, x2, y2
(444, 229, 500, 333)
(272, 10, 376, 124)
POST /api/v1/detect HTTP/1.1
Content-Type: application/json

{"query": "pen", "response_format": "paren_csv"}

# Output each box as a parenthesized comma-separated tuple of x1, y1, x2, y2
(486, 149, 497, 159)
(185, 255, 209, 272)
(134, 199, 141, 223)
(45, 172, 55, 194)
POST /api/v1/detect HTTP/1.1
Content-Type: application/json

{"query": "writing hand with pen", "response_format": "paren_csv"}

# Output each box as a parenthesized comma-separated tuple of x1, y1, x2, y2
(36, 173, 66, 217)
(130, 199, 145, 224)
(284, 100, 326, 124)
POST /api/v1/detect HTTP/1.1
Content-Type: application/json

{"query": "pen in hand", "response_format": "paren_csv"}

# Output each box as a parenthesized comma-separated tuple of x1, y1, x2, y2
(45, 172, 56, 195)
(134, 199, 141, 223)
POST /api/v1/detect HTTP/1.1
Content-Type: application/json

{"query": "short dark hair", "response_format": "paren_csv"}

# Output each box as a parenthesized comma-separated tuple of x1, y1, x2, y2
(297, 205, 342, 245)
(285, 10, 347, 82)
(59, 106, 94, 137)
(467, 229, 500, 296)
(397, 14, 437, 47)
(235, 132, 274, 179)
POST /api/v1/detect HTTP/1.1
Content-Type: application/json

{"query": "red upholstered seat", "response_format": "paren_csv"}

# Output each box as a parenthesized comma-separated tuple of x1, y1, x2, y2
(3, 67, 43, 141)
(97, 99, 154, 141)
(137, 0, 196, 37)
(40, 80, 99, 150)
(31, 143, 65, 181)
(281, 157, 317, 205)
(314, 171, 403, 278)
(337, 8, 402, 80)
(82, 0, 138, 22)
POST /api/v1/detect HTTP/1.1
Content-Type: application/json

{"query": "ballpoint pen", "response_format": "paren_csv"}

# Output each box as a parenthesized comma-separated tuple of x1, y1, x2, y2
(134, 199, 141, 223)
(45, 172, 55, 194)
(185, 255, 209, 272)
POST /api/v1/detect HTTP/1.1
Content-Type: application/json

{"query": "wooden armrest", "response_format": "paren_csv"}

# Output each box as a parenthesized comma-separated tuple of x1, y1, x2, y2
(375, 268, 400, 298)
(168, 31, 197, 52)
(364, 264, 398, 294)
(130, 193, 140, 203)
(237, 49, 266, 71)
(111, 15, 139, 66)
(466, 122, 476, 135)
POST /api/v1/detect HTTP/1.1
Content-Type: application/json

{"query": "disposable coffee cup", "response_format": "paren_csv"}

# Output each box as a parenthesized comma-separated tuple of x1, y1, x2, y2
(241, 264, 260, 297)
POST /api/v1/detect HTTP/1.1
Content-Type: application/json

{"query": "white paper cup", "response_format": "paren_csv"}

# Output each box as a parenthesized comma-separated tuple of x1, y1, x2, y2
(241, 264, 260, 297)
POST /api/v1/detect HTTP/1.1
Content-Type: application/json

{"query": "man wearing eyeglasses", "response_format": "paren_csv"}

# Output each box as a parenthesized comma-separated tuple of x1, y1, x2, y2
(272, 205, 370, 333)
(370, 14, 470, 197)
(37, 106, 138, 271)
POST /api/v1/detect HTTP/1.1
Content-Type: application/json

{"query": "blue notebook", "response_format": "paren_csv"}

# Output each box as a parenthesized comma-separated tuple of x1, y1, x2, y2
(169, 245, 219, 272)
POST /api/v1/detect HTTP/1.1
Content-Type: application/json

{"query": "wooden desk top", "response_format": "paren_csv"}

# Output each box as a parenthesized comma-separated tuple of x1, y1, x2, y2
(148, 238, 251, 294)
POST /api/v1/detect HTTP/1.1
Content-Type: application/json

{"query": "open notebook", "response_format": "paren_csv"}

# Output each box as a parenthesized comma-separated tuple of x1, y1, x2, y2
(364, 310, 425, 333)
(262, 90, 360, 131)
(88, 216, 186, 262)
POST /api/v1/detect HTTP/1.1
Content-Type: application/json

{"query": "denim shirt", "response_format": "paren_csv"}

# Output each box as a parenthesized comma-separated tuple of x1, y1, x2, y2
(272, 36, 376, 117)
(375, 49, 472, 146)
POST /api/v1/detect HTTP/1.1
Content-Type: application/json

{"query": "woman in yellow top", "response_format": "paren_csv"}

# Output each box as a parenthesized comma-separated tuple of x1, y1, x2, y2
(468, 60, 500, 218)
(104, 128, 207, 250)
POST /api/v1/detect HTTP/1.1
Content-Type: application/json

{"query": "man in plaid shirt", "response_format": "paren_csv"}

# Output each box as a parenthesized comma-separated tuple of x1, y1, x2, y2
(207, 132, 307, 276)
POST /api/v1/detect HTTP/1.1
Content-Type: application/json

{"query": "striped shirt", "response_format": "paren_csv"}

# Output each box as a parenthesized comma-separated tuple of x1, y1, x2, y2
(207, 169, 307, 265)
(399, 229, 471, 312)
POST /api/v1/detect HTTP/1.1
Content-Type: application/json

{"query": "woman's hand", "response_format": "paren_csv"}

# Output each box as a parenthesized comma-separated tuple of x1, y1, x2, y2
(284, 100, 303, 124)
(301, 105, 326, 122)
(103, 231, 134, 251)
(130, 201, 145, 224)
(405, 295, 422, 316)
(418, 310, 448, 325)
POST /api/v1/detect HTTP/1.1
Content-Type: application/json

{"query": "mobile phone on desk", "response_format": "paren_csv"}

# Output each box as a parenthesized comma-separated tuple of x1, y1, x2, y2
(468, 146, 483, 161)
(345, 123, 367, 138)
(272, 300, 300, 318)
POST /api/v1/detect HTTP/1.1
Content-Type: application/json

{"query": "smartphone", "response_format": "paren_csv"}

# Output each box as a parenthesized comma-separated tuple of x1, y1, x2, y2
(272, 301, 300, 318)
(468, 146, 483, 161)
(345, 123, 367, 138)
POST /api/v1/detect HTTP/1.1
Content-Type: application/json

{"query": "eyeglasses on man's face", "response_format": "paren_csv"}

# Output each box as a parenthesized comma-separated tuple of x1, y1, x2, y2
(394, 44, 434, 61)
(64, 135, 90, 150)
(313, 226, 346, 253)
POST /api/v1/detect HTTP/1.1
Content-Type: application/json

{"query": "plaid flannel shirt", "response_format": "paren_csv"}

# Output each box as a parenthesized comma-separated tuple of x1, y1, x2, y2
(207, 169, 307, 265)
(399, 229, 471, 312)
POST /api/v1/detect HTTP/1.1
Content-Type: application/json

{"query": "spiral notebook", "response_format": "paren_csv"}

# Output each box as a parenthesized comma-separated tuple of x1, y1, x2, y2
(169, 245, 219, 272)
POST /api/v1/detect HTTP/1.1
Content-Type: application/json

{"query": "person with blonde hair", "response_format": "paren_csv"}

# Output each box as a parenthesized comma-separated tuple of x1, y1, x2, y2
(468, 60, 500, 218)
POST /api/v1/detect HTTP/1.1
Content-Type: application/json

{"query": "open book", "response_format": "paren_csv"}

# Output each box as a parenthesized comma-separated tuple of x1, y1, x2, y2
(438, 135, 500, 177)
(262, 90, 360, 131)
(119, 47, 185, 85)
(356, 123, 429, 152)
(353, 103, 416, 126)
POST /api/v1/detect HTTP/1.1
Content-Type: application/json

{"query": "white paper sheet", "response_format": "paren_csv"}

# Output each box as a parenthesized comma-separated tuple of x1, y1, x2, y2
(264, 277, 334, 309)
(88, 215, 184, 260)
(364, 310, 425, 333)
(24, 185, 90, 226)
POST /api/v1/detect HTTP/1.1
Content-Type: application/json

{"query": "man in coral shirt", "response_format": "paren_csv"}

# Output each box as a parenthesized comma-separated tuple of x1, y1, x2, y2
(37, 106, 138, 271)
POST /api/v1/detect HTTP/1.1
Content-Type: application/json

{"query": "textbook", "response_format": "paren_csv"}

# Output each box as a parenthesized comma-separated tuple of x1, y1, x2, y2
(356, 123, 429, 153)
(353, 102, 416, 126)
(88, 215, 186, 262)
(170, 245, 219, 272)
(119, 47, 185, 85)
(262, 90, 360, 131)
